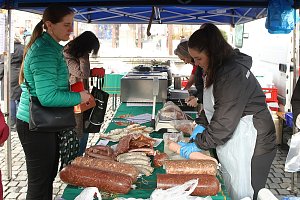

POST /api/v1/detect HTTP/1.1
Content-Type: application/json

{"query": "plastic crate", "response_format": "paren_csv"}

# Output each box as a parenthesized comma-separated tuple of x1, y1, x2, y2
(285, 112, 293, 128)
(262, 87, 278, 102)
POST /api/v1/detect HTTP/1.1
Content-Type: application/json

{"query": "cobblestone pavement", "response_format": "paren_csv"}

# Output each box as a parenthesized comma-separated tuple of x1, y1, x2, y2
(0, 97, 299, 199)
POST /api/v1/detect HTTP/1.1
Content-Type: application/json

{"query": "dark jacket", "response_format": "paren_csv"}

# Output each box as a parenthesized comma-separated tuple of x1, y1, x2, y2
(0, 42, 24, 100)
(291, 79, 300, 124)
(193, 66, 204, 103)
(195, 49, 276, 157)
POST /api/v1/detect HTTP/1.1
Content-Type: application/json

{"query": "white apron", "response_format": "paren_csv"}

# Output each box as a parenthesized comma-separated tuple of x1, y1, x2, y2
(203, 85, 257, 200)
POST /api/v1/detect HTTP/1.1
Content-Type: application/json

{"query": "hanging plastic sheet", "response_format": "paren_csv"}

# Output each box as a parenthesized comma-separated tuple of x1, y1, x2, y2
(265, 0, 299, 34)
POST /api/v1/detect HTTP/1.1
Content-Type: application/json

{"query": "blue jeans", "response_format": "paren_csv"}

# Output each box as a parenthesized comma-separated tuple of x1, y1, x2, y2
(10, 100, 19, 126)
(78, 132, 89, 156)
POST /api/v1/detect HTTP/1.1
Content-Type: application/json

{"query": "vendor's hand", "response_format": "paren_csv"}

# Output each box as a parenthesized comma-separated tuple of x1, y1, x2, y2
(185, 96, 194, 103)
(190, 125, 205, 140)
(179, 142, 202, 159)
(186, 96, 198, 107)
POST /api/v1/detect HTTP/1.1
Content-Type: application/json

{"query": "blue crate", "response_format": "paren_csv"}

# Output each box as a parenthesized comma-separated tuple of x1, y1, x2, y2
(285, 112, 293, 128)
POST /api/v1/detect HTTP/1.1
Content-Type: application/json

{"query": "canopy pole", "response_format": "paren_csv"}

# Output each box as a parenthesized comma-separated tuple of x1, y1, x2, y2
(4, 9, 13, 180)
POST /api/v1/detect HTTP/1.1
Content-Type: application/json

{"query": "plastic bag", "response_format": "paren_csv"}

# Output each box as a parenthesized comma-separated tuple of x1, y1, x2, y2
(75, 187, 101, 200)
(159, 101, 187, 120)
(150, 179, 212, 200)
(265, 0, 298, 34)
(284, 132, 300, 172)
(170, 120, 194, 134)
(216, 115, 257, 200)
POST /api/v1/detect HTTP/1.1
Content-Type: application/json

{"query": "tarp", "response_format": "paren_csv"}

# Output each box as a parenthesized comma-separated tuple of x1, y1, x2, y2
(0, 0, 298, 25)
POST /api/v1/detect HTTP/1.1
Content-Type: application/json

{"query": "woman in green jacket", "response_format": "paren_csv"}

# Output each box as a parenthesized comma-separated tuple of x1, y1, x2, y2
(17, 5, 90, 200)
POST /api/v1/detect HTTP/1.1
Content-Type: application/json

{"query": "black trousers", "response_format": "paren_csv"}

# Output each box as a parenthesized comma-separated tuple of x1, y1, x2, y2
(251, 148, 277, 200)
(16, 119, 59, 200)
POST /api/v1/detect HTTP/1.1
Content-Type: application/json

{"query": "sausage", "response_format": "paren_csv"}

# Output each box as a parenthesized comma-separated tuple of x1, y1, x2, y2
(120, 158, 150, 166)
(128, 148, 156, 155)
(157, 174, 220, 196)
(117, 152, 146, 160)
(60, 165, 132, 194)
(153, 152, 169, 167)
(85, 153, 115, 161)
(117, 155, 150, 162)
(164, 160, 217, 176)
(168, 141, 218, 164)
(85, 145, 115, 159)
(72, 156, 139, 182)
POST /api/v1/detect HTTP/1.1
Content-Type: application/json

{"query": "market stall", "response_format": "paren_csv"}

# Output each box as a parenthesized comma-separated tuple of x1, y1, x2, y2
(61, 102, 230, 200)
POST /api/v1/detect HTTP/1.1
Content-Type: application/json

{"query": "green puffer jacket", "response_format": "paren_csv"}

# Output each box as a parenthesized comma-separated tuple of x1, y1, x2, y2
(17, 32, 81, 123)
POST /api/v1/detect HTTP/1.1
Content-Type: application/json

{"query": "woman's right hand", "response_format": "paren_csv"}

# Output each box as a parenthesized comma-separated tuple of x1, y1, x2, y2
(79, 90, 91, 103)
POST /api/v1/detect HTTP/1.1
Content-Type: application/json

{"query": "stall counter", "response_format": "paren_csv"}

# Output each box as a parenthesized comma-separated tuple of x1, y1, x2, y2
(62, 103, 231, 200)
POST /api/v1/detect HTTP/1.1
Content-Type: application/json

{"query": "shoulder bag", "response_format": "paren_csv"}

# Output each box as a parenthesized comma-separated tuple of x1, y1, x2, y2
(25, 80, 76, 132)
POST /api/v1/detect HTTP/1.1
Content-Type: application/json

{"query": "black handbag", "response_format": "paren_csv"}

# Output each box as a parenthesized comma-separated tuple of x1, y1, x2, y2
(83, 77, 109, 133)
(25, 80, 76, 132)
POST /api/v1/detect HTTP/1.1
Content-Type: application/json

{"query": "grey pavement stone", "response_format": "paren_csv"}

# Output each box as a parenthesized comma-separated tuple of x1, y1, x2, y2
(17, 181, 27, 187)
(274, 172, 285, 178)
(15, 175, 27, 181)
(280, 182, 291, 189)
(277, 188, 292, 195)
(5, 192, 20, 199)
(271, 177, 282, 183)
(7, 181, 18, 187)
(268, 183, 281, 189)
(266, 178, 272, 184)
(274, 168, 285, 173)
(282, 178, 292, 183)
(270, 188, 279, 195)
(19, 187, 27, 193)
(18, 193, 26, 200)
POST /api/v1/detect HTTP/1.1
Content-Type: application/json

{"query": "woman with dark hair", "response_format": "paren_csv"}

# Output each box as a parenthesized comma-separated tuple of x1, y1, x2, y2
(179, 23, 276, 200)
(63, 31, 100, 156)
(17, 5, 90, 200)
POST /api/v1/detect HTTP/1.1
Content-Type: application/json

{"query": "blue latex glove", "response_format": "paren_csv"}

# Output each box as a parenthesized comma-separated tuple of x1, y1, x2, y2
(190, 125, 205, 140)
(178, 141, 188, 147)
(179, 142, 202, 159)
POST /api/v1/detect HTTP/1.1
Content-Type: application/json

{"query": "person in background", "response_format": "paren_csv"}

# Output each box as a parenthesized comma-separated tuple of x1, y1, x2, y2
(63, 31, 100, 156)
(17, 5, 90, 200)
(179, 23, 276, 200)
(291, 79, 300, 127)
(0, 108, 9, 200)
(174, 40, 197, 90)
(0, 36, 24, 131)
(174, 40, 204, 109)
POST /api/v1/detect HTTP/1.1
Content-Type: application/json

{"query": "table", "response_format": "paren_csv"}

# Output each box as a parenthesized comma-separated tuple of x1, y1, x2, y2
(102, 73, 125, 111)
(62, 103, 231, 200)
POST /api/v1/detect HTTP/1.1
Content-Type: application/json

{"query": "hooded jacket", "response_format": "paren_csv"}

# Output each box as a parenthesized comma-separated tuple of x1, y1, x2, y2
(195, 49, 276, 157)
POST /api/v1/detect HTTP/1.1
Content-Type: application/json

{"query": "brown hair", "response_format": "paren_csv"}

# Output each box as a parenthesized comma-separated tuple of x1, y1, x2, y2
(19, 5, 73, 84)
(188, 23, 233, 88)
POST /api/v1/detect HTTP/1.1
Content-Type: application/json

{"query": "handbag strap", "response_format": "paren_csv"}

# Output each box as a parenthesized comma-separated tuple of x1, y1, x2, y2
(96, 77, 105, 90)
(24, 79, 33, 98)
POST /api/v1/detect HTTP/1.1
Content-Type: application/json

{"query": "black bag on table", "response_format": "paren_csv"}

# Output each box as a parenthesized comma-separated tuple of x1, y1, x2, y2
(83, 77, 109, 133)
(25, 80, 76, 132)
